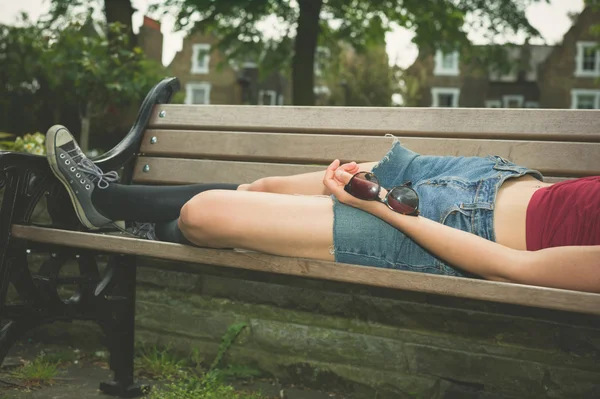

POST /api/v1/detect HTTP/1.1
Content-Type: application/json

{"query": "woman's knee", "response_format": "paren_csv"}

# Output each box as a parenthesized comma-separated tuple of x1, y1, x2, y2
(245, 176, 281, 193)
(178, 190, 232, 246)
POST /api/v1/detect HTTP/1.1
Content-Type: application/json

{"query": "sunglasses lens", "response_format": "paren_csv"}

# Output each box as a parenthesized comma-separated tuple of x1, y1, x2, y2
(387, 186, 419, 214)
(348, 172, 380, 200)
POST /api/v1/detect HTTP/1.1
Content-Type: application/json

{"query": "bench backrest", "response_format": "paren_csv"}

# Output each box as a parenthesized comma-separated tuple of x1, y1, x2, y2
(133, 106, 600, 186)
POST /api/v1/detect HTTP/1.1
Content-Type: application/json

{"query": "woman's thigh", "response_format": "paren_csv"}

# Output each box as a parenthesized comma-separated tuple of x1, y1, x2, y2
(179, 190, 335, 261)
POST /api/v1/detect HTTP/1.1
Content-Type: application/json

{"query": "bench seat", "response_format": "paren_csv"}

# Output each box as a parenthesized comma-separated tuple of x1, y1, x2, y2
(12, 224, 600, 316)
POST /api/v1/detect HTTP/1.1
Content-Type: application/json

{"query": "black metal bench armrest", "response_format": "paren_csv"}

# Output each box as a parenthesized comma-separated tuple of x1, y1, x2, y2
(92, 77, 180, 173)
(0, 151, 48, 175)
(0, 77, 179, 181)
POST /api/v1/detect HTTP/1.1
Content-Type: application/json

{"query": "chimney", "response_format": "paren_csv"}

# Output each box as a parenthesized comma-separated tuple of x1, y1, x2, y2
(138, 16, 163, 64)
(517, 40, 532, 82)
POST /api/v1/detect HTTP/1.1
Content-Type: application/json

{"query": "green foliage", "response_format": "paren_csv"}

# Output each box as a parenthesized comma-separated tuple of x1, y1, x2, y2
(139, 323, 264, 399)
(37, 349, 78, 365)
(146, 371, 266, 399)
(325, 45, 396, 106)
(0, 11, 167, 149)
(10, 355, 60, 388)
(135, 344, 188, 380)
(155, 0, 543, 104)
(0, 132, 46, 155)
(211, 322, 248, 371)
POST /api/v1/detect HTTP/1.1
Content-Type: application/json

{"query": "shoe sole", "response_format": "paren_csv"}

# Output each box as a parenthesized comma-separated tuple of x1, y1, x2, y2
(46, 125, 98, 230)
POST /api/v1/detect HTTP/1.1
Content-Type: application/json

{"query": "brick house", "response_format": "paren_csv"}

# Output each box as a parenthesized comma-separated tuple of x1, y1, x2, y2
(138, 17, 289, 106)
(404, 6, 600, 109)
(169, 32, 291, 106)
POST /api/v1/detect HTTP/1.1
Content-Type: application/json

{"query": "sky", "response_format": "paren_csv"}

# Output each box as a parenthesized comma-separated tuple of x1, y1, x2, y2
(0, 0, 586, 68)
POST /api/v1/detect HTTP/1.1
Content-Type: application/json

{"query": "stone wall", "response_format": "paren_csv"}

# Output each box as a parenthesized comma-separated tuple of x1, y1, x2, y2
(133, 257, 600, 399)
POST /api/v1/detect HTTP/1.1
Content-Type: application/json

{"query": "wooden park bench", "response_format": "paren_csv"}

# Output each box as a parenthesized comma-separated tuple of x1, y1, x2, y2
(1, 77, 599, 397)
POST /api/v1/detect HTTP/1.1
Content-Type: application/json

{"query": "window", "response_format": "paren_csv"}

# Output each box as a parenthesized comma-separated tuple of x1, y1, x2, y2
(571, 89, 600, 109)
(314, 86, 331, 96)
(258, 90, 277, 105)
(485, 100, 502, 108)
(185, 83, 211, 105)
(434, 50, 459, 76)
(191, 43, 210, 74)
(431, 88, 460, 107)
(502, 95, 524, 108)
(489, 67, 518, 82)
(315, 47, 330, 77)
(575, 42, 600, 77)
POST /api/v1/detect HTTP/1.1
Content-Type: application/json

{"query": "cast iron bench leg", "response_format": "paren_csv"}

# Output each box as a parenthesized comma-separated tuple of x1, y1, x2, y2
(100, 255, 148, 398)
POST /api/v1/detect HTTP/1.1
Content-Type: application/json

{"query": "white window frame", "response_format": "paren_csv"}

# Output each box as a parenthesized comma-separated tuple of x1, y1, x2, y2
(185, 82, 211, 105)
(575, 41, 600, 78)
(431, 87, 460, 107)
(524, 101, 539, 108)
(485, 100, 502, 108)
(315, 47, 331, 77)
(314, 85, 331, 96)
(571, 89, 600, 109)
(191, 43, 211, 74)
(433, 50, 459, 76)
(502, 95, 524, 108)
(277, 94, 285, 105)
(258, 90, 277, 105)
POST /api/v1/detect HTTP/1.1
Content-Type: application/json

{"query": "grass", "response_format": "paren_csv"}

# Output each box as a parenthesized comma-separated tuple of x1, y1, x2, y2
(138, 322, 268, 398)
(145, 371, 267, 399)
(135, 344, 187, 380)
(39, 349, 78, 365)
(10, 355, 60, 388)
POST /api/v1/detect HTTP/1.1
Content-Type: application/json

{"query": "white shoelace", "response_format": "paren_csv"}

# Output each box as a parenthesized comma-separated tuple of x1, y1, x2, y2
(67, 148, 119, 189)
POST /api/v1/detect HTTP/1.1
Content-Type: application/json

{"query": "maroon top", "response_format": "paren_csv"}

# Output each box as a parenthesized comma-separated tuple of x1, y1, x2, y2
(526, 176, 600, 251)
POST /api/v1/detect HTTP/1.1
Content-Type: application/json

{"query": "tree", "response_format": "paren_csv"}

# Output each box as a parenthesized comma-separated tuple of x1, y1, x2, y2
(48, 0, 136, 48)
(157, 0, 542, 105)
(0, 12, 167, 152)
(324, 45, 396, 107)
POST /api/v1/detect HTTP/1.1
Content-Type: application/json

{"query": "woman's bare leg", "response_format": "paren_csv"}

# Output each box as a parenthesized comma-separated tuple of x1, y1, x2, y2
(238, 161, 378, 195)
(178, 189, 335, 261)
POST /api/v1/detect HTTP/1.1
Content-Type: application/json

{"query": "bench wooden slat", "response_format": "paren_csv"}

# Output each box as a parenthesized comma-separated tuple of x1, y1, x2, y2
(12, 225, 600, 316)
(139, 130, 600, 177)
(133, 157, 323, 185)
(148, 106, 600, 142)
(132, 157, 574, 186)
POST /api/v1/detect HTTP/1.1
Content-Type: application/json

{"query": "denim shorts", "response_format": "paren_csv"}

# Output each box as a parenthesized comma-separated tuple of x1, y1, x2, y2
(331, 140, 543, 277)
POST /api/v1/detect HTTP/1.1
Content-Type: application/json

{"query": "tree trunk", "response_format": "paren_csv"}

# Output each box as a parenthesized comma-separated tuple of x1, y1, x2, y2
(79, 102, 92, 153)
(292, 0, 323, 105)
(104, 0, 136, 48)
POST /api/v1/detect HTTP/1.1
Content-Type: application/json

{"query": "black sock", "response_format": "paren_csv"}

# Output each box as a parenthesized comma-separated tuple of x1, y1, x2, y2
(154, 219, 195, 245)
(90, 183, 239, 245)
(91, 183, 239, 223)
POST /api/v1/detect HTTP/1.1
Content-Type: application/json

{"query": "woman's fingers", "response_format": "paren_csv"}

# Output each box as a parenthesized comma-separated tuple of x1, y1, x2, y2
(334, 168, 353, 185)
(324, 160, 363, 206)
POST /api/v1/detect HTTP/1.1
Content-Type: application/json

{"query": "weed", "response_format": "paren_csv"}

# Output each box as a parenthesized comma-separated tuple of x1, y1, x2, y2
(134, 344, 186, 380)
(40, 349, 78, 365)
(210, 322, 247, 371)
(146, 371, 267, 399)
(142, 322, 265, 398)
(10, 355, 59, 388)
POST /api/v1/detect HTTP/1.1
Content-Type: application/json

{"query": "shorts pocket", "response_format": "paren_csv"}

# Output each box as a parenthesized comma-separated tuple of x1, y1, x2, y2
(490, 155, 530, 175)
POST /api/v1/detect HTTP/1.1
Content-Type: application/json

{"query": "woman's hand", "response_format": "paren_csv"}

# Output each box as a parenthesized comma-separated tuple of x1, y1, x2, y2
(323, 159, 375, 210)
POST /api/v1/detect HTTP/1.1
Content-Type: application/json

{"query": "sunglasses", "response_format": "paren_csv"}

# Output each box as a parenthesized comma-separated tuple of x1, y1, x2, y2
(344, 172, 420, 216)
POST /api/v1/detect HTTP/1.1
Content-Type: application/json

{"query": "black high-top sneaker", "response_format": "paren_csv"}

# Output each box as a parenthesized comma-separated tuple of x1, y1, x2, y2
(46, 125, 119, 229)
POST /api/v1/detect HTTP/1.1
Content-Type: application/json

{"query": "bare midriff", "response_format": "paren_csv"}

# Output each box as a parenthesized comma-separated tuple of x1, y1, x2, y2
(494, 175, 553, 250)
